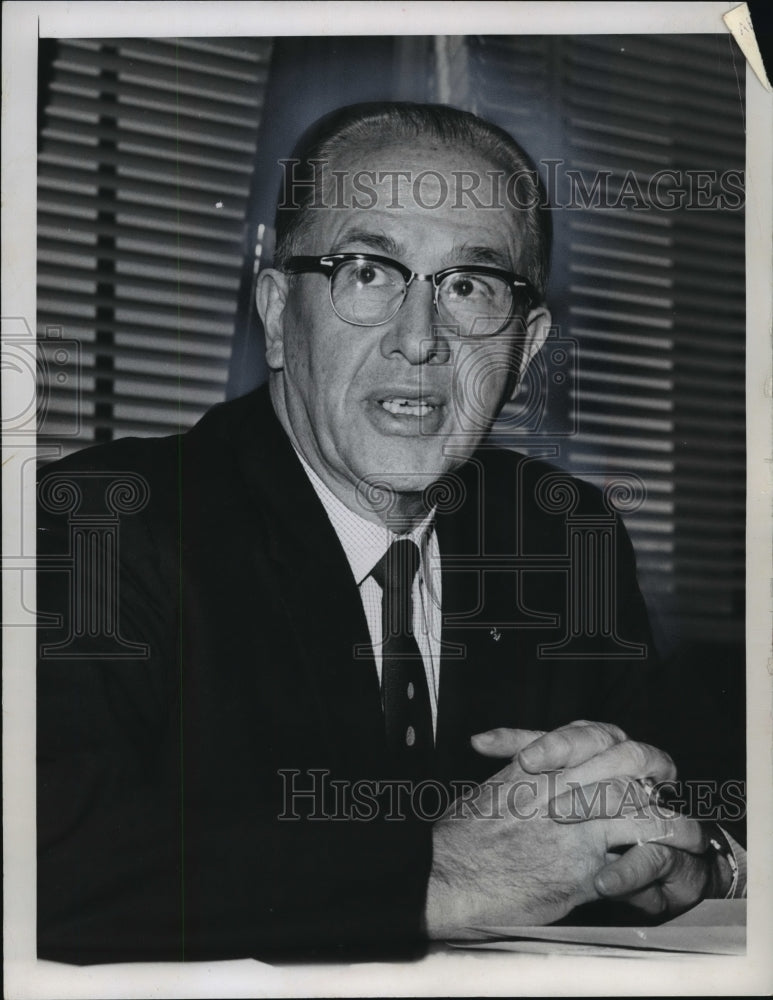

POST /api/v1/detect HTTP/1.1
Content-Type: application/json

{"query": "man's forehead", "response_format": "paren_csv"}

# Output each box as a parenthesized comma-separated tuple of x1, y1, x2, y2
(330, 133, 482, 166)
(327, 225, 514, 270)
(284, 134, 533, 269)
(325, 138, 503, 190)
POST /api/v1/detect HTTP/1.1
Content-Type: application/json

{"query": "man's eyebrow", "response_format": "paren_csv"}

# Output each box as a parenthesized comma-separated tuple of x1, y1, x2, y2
(326, 232, 514, 270)
(329, 228, 401, 256)
(448, 244, 513, 269)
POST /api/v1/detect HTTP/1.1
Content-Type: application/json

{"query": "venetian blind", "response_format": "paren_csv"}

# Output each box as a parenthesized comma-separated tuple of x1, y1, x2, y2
(467, 34, 745, 643)
(37, 36, 273, 453)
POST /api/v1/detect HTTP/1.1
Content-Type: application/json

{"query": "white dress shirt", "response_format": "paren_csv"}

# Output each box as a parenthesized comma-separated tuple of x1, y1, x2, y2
(296, 452, 442, 735)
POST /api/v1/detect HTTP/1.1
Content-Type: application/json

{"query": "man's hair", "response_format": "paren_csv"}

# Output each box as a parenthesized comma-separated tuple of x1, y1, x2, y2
(273, 102, 552, 302)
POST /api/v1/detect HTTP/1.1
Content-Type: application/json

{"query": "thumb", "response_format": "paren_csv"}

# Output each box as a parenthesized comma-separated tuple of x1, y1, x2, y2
(471, 727, 545, 759)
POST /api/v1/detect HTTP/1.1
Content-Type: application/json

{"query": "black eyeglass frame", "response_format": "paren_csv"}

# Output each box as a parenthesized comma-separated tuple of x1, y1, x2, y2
(283, 253, 538, 335)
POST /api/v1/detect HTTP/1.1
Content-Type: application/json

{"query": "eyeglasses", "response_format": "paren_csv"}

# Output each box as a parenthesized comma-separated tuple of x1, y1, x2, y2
(283, 253, 536, 338)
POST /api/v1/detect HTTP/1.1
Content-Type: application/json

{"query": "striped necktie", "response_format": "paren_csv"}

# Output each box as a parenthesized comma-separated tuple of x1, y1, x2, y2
(371, 539, 434, 774)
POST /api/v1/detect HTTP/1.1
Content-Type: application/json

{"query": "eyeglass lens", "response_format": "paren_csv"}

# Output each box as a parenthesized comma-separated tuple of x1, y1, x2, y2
(329, 259, 515, 336)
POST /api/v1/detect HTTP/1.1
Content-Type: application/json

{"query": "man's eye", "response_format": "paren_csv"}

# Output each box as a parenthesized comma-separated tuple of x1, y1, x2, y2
(347, 261, 395, 287)
(449, 275, 496, 300)
(353, 264, 379, 285)
(446, 274, 507, 303)
(449, 276, 477, 299)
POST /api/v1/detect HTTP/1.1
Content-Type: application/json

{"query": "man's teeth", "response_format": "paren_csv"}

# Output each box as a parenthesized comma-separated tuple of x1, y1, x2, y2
(380, 398, 435, 416)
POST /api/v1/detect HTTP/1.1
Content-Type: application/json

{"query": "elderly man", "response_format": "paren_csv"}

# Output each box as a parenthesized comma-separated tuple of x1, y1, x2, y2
(37, 102, 740, 965)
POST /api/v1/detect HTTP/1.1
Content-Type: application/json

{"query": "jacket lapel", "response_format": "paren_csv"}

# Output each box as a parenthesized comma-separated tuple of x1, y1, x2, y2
(433, 455, 530, 784)
(228, 389, 387, 776)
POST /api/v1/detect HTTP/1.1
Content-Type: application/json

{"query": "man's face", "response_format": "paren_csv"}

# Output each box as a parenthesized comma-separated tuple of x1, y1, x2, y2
(258, 138, 551, 517)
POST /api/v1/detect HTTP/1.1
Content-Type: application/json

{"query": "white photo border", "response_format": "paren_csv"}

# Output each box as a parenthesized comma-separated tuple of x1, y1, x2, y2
(3, 3, 771, 997)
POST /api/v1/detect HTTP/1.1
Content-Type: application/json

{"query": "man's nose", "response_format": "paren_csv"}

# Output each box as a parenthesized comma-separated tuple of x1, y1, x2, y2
(379, 279, 451, 365)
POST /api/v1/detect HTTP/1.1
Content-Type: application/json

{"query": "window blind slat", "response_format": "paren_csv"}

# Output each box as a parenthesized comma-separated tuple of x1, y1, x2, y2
(55, 42, 268, 101)
(47, 92, 261, 150)
(38, 212, 245, 255)
(38, 235, 242, 274)
(51, 70, 264, 125)
(38, 261, 239, 302)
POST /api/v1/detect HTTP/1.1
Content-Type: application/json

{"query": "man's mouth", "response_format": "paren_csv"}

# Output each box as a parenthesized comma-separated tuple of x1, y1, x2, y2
(377, 396, 438, 417)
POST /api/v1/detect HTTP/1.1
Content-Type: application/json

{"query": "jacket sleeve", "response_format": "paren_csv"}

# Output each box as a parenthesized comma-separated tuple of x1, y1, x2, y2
(36, 455, 185, 962)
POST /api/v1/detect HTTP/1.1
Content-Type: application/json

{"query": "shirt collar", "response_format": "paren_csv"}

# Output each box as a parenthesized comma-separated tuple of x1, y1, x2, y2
(294, 449, 436, 586)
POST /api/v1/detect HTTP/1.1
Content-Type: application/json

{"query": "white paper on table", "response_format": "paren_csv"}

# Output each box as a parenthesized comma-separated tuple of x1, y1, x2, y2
(448, 899, 746, 957)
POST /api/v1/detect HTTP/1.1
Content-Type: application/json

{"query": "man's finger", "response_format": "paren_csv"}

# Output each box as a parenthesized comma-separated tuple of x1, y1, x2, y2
(595, 843, 709, 913)
(517, 720, 627, 772)
(596, 841, 676, 897)
(602, 813, 707, 855)
(555, 739, 677, 790)
(470, 727, 545, 759)
(550, 776, 657, 822)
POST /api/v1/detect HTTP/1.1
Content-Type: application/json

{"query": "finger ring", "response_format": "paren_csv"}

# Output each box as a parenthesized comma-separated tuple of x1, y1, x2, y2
(639, 778, 676, 817)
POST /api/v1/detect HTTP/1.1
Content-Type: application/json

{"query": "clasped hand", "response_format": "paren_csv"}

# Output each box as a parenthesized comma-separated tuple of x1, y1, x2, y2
(425, 720, 719, 939)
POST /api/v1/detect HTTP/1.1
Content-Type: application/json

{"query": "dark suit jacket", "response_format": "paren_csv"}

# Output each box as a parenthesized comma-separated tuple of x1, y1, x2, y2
(37, 386, 660, 964)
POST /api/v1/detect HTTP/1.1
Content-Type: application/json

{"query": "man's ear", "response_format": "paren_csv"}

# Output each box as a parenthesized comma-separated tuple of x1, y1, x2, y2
(510, 304, 552, 400)
(256, 268, 290, 371)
